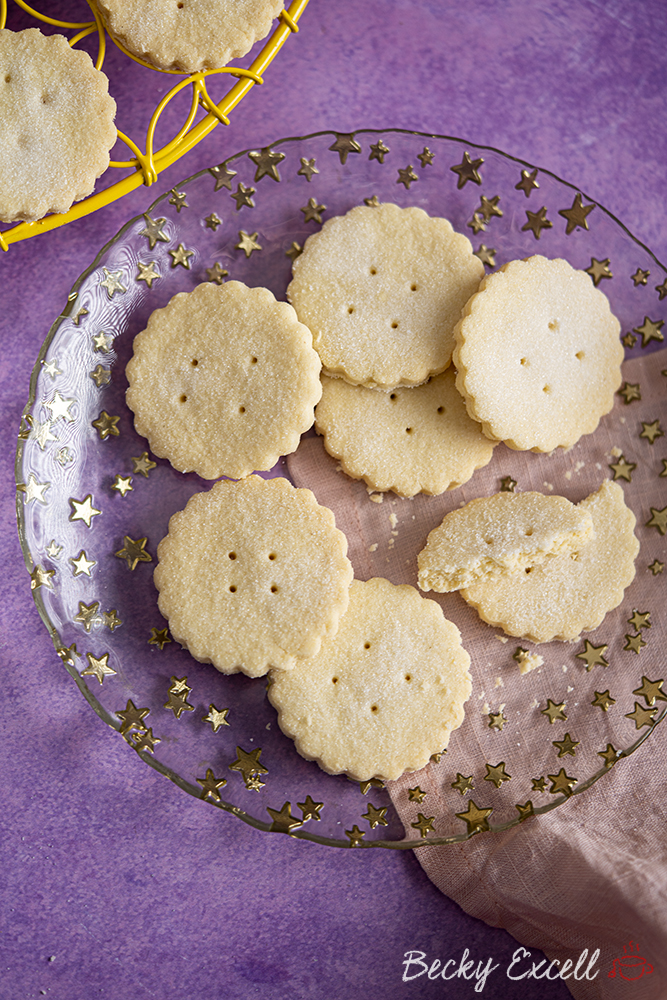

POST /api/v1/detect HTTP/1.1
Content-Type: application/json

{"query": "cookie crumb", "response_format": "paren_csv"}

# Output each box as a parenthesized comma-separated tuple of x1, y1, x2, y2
(610, 446, 622, 457)
(494, 675, 504, 688)
(389, 512, 398, 528)
(369, 492, 384, 504)
(368, 542, 378, 552)
(514, 649, 543, 675)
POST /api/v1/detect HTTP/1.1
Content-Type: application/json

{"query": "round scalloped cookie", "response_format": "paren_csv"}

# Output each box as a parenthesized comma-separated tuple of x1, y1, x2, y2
(460, 481, 639, 642)
(126, 281, 322, 480)
(452, 256, 623, 452)
(314, 369, 495, 497)
(287, 203, 484, 390)
(91, 0, 284, 73)
(0, 29, 116, 223)
(154, 476, 353, 677)
(268, 577, 472, 781)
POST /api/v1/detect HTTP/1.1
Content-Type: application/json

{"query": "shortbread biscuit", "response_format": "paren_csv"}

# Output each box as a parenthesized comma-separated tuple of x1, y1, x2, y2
(453, 256, 623, 452)
(315, 369, 495, 497)
(154, 476, 353, 677)
(0, 29, 116, 223)
(268, 577, 472, 781)
(287, 203, 484, 390)
(126, 281, 322, 480)
(418, 490, 595, 593)
(460, 481, 639, 642)
(91, 0, 283, 73)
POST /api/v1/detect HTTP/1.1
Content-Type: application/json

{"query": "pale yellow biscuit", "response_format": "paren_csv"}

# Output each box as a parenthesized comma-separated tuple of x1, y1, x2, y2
(126, 281, 322, 480)
(418, 490, 595, 593)
(287, 203, 484, 390)
(268, 577, 472, 781)
(314, 369, 495, 497)
(0, 29, 116, 223)
(154, 476, 353, 677)
(92, 0, 284, 73)
(460, 481, 639, 642)
(453, 256, 623, 452)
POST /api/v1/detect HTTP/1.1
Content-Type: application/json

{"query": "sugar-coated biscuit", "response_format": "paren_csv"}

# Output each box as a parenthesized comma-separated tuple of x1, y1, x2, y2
(314, 369, 495, 497)
(154, 476, 353, 677)
(126, 281, 322, 481)
(91, 0, 284, 73)
(268, 577, 472, 781)
(418, 490, 595, 593)
(453, 256, 623, 452)
(460, 480, 639, 642)
(0, 29, 116, 223)
(287, 203, 484, 390)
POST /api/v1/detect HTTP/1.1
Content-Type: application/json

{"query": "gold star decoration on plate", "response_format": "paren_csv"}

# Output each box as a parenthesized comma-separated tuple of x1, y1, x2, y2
(474, 245, 497, 268)
(90, 364, 111, 388)
(168, 189, 188, 212)
(235, 230, 262, 257)
(478, 195, 503, 221)
(411, 813, 435, 837)
(149, 626, 171, 650)
(515, 168, 539, 196)
(649, 559, 664, 574)
(397, 164, 418, 189)
(598, 744, 621, 767)
(101, 608, 122, 631)
(297, 796, 323, 822)
(92, 410, 120, 440)
(609, 454, 636, 482)
(450, 151, 484, 189)
(369, 139, 390, 163)
(541, 699, 567, 723)
(74, 600, 102, 632)
(364, 194, 381, 207)
(623, 632, 647, 654)
(204, 212, 221, 231)
(69, 494, 101, 527)
(136, 260, 160, 288)
(451, 773, 474, 795)
(112, 475, 133, 497)
(164, 688, 194, 719)
(418, 146, 434, 167)
(46, 540, 62, 559)
(18, 474, 50, 504)
(500, 476, 517, 492)
(249, 147, 284, 182)
(547, 768, 577, 796)
(407, 786, 426, 803)
(328, 133, 362, 164)
(618, 382, 641, 404)
(362, 803, 388, 828)
(206, 262, 228, 285)
(297, 157, 318, 181)
(522, 207, 553, 240)
(116, 699, 149, 735)
(229, 746, 268, 787)
(169, 243, 194, 269)
(72, 306, 89, 325)
(558, 192, 595, 234)
(628, 609, 651, 631)
(169, 676, 191, 696)
(82, 651, 116, 684)
(267, 801, 302, 833)
(208, 163, 237, 191)
(622, 332, 637, 348)
(576, 640, 609, 671)
(99, 267, 127, 298)
(345, 824, 365, 846)
(359, 777, 385, 794)
(57, 643, 80, 665)
(197, 768, 227, 801)
(631, 268, 650, 286)
(585, 257, 613, 285)
(625, 701, 656, 728)
(467, 213, 486, 234)
(30, 564, 55, 590)
(70, 550, 96, 577)
(139, 214, 169, 248)
(41, 358, 62, 379)
(430, 751, 446, 764)
(92, 330, 113, 353)
(655, 276, 667, 300)
(285, 242, 302, 261)
(30, 418, 58, 450)
(202, 704, 230, 732)
(488, 709, 507, 731)
(231, 182, 255, 210)
(591, 690, 616, 711)
(515, 801, 534, 821)
(484, 761, 511, 788)
(640, 420, 664, 444)
(132, 452, 156, 477)
(300, 197, 326, 224)
(114, 536, 152, 571)
(455, 800, 492, 834)
(531, 776, 547, 793)
(632, 676, 666, 705)
(130, 727, 160, 753)
(46, 391, 75, 423)
(633, 316, 664, 347)
(552, 732, 579, 757)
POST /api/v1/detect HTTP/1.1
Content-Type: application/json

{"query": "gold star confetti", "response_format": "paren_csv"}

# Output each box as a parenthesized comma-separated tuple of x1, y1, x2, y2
(408, 786, 426, 803)
(598, 744, 621, 766)
(474, 245, 497, 268)
(115, 536, 152, 571)
(101, 608, 122, 631)
(592, 690, 615, 711)
(633, 316, 664, 347)
(136, 260, 160, 288)
(585, 257, 612, 285)
(139, 214, 169, 248)
(69, 495, 101, 527)
(547, 768, 577, 795)
(82, 651, 116, 684)
(197, 768, 227, 800)
(661, 459, 667, 477)
(41, 358, 62, 379)
(92, 330, 113, 353)
(169, 189, 188, 212)
(364, 194, 381, 207)
(231, 182, 255, 210)
(116, 699, 149, 735)
(640, 420, 664, 444)
(149, 627, 171, 650)
(249, 147, 284, 182)
(468, 213, 486, 234)
(576, 640, 608, 671)
(19, 474, 50, 504)
(622, 332, 637, 348)
(267, 801, 302, 832)
(45, 540, 62, 559)
(359, 777, 385, 794)
(206, 262, 228, 285)
(169, 244, 194, 269)
(57, 643, 80, 665)
(345, 824, 365, 846)
(418, 146, 434, 167)
(618, 382, 641, 404)
(430, 751, 446, 764)
(70, 550, 96, 577)
(531, 776, 547, 793)
(92, 411, 120, 440)
(46, 391, 75, 423)
(363, 803, 388, 828)
(515, 168, 539, 196)
(72, 306, 89, 325)
(455, 800, 492, 834)
(131, 727, 160, 753)
(74, 600, 102, 632)
(204, 212, 221, 231)
(631, 268, 650, 286)
(329, 133, 362, 164)
(112, 475, 132, 497)
(132, 452, 156, 477)
(30, 419, 58, 450)
(655, 276, 667, 300)
(30, 564, 55, 590)
(229, 746, 268, 782)
(488, 709, 507, 731)
(285, 242, 302, 261)
(632, 676, 666, 705)
(235, 230, 262, 257)
(553, 732, 579, 757)
(297, 796, 323, 822)
(450, 151, 484, 188)
(478, 195, 503, 221)
(202, 704, 230, 732)
(99, 267, 126, 298)
(208, 163, 237, 191)
(628, 610, 651, 631)
(297, 157, 318, 181)
(245, 774, 266, 792)
(500, 476, 517, 492)
(609, 455, 636, 481)
(169, 676, 191, 696)
(623, 632, 647, 654)
(397, 164, 418, 189)
(300, 198, 326, 224)
(541, 699, 568, 723)
(369, 139, 390, 163)
(558, 192, 595, 234)
(649, 559, 664, 574)
(515, 801, 534, 821)
(522, 206, 553, 239)
(451, 773, 474, 795)
(90, 364, 111, 388)
(411, 813, 435, 837)
(625, 701, 656, 728)
(484, 762, 511, 788)
(164, 689, 194, 719)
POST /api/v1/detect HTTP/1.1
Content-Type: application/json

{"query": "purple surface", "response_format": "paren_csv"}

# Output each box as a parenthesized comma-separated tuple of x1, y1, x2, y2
(1, 1, 665, 997)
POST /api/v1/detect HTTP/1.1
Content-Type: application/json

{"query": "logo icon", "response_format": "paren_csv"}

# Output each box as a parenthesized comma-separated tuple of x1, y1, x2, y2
(608, 940, 653, 981)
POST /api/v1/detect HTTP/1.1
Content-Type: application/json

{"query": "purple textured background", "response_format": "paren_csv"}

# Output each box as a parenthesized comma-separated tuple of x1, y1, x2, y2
(2, 2, 665, 998)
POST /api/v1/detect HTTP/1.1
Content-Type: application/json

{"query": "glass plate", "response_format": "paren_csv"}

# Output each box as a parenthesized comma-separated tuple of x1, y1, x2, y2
(16, 129, 667, 848)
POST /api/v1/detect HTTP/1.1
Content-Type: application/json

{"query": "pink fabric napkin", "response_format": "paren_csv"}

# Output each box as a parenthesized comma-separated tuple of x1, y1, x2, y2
(288, 349, 667, 999)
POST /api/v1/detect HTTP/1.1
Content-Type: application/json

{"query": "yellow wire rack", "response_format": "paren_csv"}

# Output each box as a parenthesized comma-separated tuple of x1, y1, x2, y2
(0, 0, 310, 250)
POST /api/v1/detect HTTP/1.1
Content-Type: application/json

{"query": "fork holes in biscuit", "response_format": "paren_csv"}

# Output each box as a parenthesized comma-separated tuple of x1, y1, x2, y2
(332, 677, 338, 684)
(268, 552, 276, 560)
(229, 585, 237, 593)
(548, 320, 559, 331)
(410, 283, 418, 291)
(405, 674, 412, 682)
(437, 406, 445, 414)
(576, 351, 585, 360)
(389, 393, 397, 401)
(485, 538, 493, 545)
(520, 358, 529, 366)
(525, 528, 533, 536)
(4, 75, 11, 84)
(542, 385, 550, 393)
(228, 552, 237, 560)
(270, 584, 279, 593)
(348, 306, 354, 314)
(364, 642, 371, 649)
(191, 358, 198, 366)
(371, 705, 378, 713)
(239, 405, 246, 414)
(251, 356, 258, 364)
(370, 267, 377, 275)
(391, 321, 399, 329)
(179, 394, 187, 403)
(405, 427, 413, 434)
